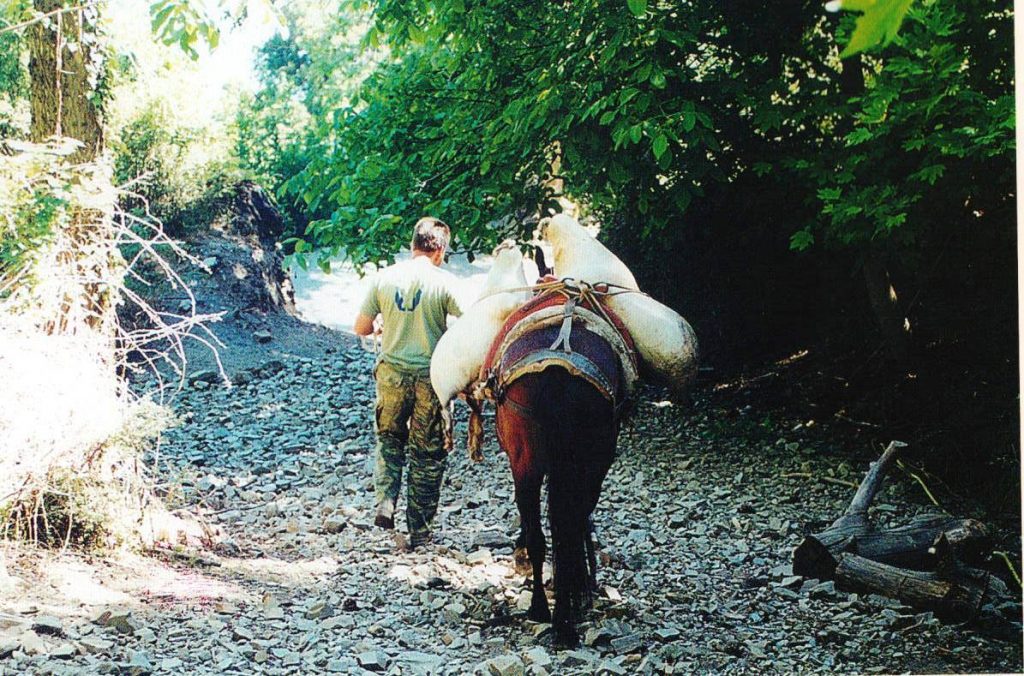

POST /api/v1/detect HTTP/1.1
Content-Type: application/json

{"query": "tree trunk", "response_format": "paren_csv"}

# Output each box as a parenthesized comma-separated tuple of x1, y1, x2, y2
(28, 0, 104, 161)
(833, 42, 912, 364)
(27, 0, 114, 340)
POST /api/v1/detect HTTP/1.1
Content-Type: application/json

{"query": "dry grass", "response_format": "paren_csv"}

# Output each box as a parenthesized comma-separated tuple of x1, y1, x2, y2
(0, 140, 223, 551)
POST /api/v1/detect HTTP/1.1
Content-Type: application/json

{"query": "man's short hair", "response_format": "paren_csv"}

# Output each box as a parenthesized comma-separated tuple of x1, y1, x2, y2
(411, 217, 451, 253)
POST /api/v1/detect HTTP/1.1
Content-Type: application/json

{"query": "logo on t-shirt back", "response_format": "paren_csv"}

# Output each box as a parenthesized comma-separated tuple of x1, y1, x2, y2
(394, 288, 422, 312)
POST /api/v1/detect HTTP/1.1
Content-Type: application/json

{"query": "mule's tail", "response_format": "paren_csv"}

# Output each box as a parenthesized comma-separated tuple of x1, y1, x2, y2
(537, 367, 615, 641)
(548, 453, 591, 624)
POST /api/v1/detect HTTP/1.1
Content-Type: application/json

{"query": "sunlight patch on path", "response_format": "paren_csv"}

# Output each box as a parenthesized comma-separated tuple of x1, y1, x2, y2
(0, 547, 249, 625)
(219, 555, 340, 586)
(387, 552, 516, 593)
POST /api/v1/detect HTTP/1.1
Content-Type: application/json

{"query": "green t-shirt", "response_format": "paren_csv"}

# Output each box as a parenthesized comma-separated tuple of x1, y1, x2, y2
(359, 256, 463, 373)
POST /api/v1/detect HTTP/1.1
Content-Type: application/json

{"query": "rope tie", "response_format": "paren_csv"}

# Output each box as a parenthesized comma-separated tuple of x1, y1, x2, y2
(478, 277, 640, 342)
(475, 277, 643, 304)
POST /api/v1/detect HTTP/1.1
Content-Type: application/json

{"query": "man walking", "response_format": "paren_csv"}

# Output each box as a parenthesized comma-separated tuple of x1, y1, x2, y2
(354, 217, 463, 549)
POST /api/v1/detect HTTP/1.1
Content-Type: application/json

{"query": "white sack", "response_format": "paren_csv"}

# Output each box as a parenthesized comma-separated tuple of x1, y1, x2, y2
(479, 240, 529, 296)
(605, 291, 699, 395)
(540, 213, 639, 290)
(431, 245, 530, 404)
(540, 213, 697, 395)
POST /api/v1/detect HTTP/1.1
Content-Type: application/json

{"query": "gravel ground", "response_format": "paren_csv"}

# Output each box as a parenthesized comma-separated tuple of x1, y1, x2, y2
(3, 341, 1019, 675)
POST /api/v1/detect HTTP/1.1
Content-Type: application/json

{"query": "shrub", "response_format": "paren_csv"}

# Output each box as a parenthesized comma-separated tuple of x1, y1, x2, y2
(112, 100, 254, 236)
(1, 140, 221, 551)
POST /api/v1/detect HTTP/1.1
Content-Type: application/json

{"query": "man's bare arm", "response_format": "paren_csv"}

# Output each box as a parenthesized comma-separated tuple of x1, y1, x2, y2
(354, 313, 377, 336)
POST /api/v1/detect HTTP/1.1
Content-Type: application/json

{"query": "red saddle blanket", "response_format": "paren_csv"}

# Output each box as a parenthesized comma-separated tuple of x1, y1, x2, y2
(481, 288, 638, 406)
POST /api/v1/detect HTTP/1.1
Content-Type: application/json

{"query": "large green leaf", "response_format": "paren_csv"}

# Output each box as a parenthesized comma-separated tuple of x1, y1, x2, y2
(626, 0, 647, 19)
(829, 0, 915, 58)
(652, 133, 668, 160)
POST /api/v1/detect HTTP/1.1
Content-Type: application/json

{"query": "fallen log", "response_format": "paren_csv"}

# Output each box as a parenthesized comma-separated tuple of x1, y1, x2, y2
(855, 517, 989, 569)
(793, 441, 905, 578)
(794, 514, 990, 579)
(833, 550, 999, 621)
(791, 441, 1010, 622)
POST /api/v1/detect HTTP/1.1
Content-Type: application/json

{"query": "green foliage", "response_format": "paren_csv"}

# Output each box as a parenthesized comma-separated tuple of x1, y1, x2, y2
(625, 0, 647, 19)
(112, 100, 250, 234)
(284, 0, 794, 263)
(234, 2, 377, 247)
(0, 141, 78, 286)
(0, 399, 177, 550)
(1, 469, 112, 548)
(233, 32, 317, 233)
(790, 0, 1014, 252)
(149, 0, 221, 59)
(113, 104, 188, 214)
(148, 0, 283, 59)
(99, 1, 272, 235)
(0, 27, 28, 136)
(257, 0, 1009, 272)
(829, 0, 916, 58)
(0, 28, 24, 97)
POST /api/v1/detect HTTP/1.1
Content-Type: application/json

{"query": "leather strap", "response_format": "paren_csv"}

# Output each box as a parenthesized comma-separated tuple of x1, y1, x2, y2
(548, 296, 577, 353)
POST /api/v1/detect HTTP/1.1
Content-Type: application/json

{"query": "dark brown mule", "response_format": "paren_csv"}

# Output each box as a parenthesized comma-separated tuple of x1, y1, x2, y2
(491, 312, 630, 646)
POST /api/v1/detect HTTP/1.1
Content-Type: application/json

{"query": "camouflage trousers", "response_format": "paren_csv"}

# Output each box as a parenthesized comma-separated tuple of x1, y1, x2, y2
(373, 361, 447, 539)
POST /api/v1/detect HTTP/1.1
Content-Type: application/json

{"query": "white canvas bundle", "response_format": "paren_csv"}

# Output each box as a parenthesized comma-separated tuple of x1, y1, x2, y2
(431, 244, 530, 405)
(479, 240, 530, 296)
(540, 213, 698, 395)
(539, 213, 639, 291)
(604, 291, 699, 395)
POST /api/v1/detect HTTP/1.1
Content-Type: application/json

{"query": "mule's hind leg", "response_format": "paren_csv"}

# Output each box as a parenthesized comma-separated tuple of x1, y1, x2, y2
(584, 516, 598, 602)
(497, 390, 551, 624)
(513, 528, 531, 577)
(548, 459, 613, 646)
(515, 480, 550, 623)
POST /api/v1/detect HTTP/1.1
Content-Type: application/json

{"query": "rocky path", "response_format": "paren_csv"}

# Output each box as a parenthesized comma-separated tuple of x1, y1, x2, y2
(4, 342, 1020, 675)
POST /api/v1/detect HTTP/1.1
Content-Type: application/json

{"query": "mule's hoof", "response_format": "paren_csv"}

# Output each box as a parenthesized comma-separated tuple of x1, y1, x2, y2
(552, 624, 579, 648)
(513, 547, 532, 577)
(527, 601, 551, 623)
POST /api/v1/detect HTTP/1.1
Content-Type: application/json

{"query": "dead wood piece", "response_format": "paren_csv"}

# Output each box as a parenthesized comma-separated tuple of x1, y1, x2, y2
(793, 535, 839, 580)
(782, 472, 858, 489)
(834, 552, 990, 621)
(793, 516, 988, 579)
(853, 517, 989, 570)
(793, 441, 910, 579)
(939, 519, 991, 566)
(832, 440, 906, 532)
(791, 442, 1002, 620)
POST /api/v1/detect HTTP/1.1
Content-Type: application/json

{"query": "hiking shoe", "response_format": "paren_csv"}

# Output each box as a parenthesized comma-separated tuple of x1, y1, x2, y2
(374, 500, 395, 530)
